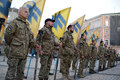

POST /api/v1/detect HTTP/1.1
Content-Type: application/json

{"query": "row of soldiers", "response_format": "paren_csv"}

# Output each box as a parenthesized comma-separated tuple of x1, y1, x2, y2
(4, 7, 118, 80)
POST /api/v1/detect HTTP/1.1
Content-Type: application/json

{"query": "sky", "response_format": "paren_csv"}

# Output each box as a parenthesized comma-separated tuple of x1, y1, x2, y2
(11, 0, 120, 28)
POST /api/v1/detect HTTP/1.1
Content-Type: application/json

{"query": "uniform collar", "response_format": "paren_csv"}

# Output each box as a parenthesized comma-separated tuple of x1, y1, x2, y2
(16, 17, 27, 23)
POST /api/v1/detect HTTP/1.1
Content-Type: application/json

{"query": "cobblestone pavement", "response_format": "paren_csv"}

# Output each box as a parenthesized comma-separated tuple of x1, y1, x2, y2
(0, 56, 120, 80)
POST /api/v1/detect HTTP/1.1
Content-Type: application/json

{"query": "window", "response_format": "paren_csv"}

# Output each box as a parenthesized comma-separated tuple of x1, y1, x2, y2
(105, 16, 108, 26)
(105, 30, 108, 35)
(105, 40, 108, 45)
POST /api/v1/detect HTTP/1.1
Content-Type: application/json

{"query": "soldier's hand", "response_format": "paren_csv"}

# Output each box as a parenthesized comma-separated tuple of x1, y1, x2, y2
(36, 44, 41, 50)
(76, 49, 80, 52)
(81, 56, 85, 59)
(59, 43, 62, 47)
(39, 51, 43, 55)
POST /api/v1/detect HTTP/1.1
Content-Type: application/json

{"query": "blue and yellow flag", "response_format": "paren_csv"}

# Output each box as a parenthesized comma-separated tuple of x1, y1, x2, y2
(88, 28, 98, 45)
(0, 0, 12, 42)
(52, 7, 71, 39)
(72, 15, 85, 45)
(81, 24, 90, 36)
(95, 31, 101, 47)
(23, 0, 45, 39)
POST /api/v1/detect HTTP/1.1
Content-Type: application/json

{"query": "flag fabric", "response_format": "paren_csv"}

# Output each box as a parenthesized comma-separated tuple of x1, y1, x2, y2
(81, 24, 90, 36)
(72, 15, 85, 45)
(95, 31, 101, 46)
(88, 28, 98, 45)
(0, 0, 12, 42)
(52, 7, 71, 39)
(23, 0, 45, 39)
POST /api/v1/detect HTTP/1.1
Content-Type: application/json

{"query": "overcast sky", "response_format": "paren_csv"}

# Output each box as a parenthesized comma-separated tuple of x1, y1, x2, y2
(11, 0, 120, 28)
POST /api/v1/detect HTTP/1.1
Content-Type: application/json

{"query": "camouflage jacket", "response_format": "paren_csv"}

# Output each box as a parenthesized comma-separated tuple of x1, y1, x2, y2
(77, 38, 89, 58)
(36, 25, 56, 55)
(62, 31, 77, 56)
(98, 45, 105, 58)
(89, 43, 97, 60)
(4, 17, 35, 59)
(104, 47, 108, 58)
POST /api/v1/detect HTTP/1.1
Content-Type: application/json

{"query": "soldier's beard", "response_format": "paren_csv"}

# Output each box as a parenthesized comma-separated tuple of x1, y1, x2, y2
(70, 30, 74, 33)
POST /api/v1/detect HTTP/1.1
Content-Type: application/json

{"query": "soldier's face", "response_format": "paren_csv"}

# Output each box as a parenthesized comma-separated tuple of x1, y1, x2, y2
(83, 34, 86, 39)
(47, 21, 54, 27)
(19, 8, 29, 19)
(69, 26, 74, 33)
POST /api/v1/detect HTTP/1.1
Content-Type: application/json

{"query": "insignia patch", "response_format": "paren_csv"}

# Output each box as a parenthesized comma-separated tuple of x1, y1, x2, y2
(6, 26, 13, 33)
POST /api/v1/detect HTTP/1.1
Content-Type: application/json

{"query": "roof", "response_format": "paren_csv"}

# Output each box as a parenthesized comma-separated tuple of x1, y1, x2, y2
(85, 12, 120, 22)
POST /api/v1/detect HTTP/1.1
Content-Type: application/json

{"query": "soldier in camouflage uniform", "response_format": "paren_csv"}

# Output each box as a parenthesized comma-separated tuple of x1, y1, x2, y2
(111, 48, 116, 67)
(89, 40, 97, 74)
(98, 41, 105, 71)
(4, 7, 40, 80)
(103, 44, 108, 70)
(61, 25, 79, 80)
(76, 33, 89, 78)
(107, 47, 111, 68)
(36, 18, 59, 80)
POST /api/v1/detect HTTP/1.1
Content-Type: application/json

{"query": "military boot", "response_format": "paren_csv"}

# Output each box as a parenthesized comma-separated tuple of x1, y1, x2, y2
(62, 75, 68, 80)
(39, 77, 44, 80)
(103, 65, 106, 70)
(67, 75, 74, 80)
(89, 69, 94, 74)
(77, 74, 86, 78)
(98, 66, 102, 71)
(44, 77, 48, 80)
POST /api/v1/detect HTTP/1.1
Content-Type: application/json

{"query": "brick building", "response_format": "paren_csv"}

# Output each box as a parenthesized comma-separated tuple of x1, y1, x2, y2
(83, 13, 120, 55)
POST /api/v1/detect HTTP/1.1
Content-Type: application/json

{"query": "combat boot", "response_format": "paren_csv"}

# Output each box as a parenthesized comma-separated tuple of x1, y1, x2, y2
(103, 65, 106, 70)
(89, 69, 94, 74)
(67, 75, 74, 80)
(62, 74, 68, 80)
(77, 74, 86, 78)
(39, 77, 44, 80)
(44, 77, 48, 80)
(98, 66, 102, 71)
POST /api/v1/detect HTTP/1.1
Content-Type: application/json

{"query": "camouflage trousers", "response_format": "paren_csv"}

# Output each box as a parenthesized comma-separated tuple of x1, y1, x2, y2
(5, 58, 27, 80)
(60, 55, 63, 72)
(107, 58, 112, 68)
(61, 55, 72, 76)
(78, 58, 87, 75)
(89, 59, 96, 70)
(39, 54, 53, 78)
(98, 57, 104, 68)
(72, 54, 78, 69)
(103, 58, 107, 67)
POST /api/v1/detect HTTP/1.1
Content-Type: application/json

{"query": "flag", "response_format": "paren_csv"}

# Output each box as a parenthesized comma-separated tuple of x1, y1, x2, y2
(81, 24, 90, 36)
(72, 15, 85, 45)
(52, 7, 71, 39)
(23, 0, 45, 39)
(88, 28, 98, 45)
(95, 31, 101, 46)
(0, 0, 12, 42)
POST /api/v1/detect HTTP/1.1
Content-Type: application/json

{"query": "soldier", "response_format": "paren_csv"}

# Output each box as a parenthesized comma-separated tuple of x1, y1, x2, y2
(98, 41, 105, 71)
(36, 18, 59, 80)
(72, 52, 78, 70)
(107, 47, 111, 69)
(89, 40, 97, 74)
(76, 33, 89, 78)
(4, 7, 40, 80)
(59, 37, 64, 73)
(61, 25, 79, 80)
(103, 44, 108, 70)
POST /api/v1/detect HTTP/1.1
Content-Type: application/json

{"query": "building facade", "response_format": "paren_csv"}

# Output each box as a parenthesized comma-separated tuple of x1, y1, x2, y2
(83, 13, 120, 54)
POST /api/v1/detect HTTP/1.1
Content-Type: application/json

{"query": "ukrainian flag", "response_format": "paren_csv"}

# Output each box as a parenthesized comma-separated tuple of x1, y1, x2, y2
(23, 0, 45, 39)
(0, 0, 12, 42)
(88, 28, 98, 45)
(95, 31, 101, 46)
(81, 24, 90, 36)
(72, 15, 85, 45)
(52, 7, 71, 39)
